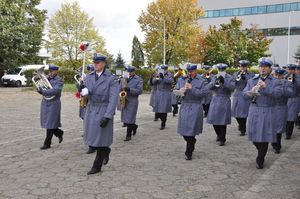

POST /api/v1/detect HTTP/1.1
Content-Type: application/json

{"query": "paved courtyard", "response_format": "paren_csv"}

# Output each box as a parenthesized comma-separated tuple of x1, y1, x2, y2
(0, 88, 299, 199)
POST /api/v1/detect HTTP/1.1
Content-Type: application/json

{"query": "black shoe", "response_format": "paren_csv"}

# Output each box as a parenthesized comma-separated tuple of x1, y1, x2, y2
(58, 130, 64, 143)
(256, 163, 264, 169)
(122, 123, 127, 127)
(87, 167, 101, 175)
(124, 136, 131, 141)
(185, 155, 192, 160)
(160, 126, 165, 130)
(216, 137, 220, 142)
(40, 145, 50, 150)
(240, 132, 246, 136)
(133, 125, 138, 136)
(86, 147, 96, 154)
(219, 141, 225, 146)
(285, 136, 291, 140)
(274, 149, 280, 154)
(103, 148, 111, 165)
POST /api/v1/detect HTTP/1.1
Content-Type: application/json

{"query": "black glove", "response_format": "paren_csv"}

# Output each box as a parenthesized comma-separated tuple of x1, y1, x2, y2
(99, 117, 110, 128)
(241, 74, 246, 80)
(159, 73, 164, 79)
(78, 83, 85, 92)
(217, 76, 224, 84)
(124, 87, 130, 92)
(37, 87, 43, 95)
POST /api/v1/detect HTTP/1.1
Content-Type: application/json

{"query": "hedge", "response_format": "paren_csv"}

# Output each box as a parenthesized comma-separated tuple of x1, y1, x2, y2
(24, 67, 259, 91)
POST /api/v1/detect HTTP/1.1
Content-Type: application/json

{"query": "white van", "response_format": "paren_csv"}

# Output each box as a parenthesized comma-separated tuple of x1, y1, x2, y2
(1, 65, 48, 87)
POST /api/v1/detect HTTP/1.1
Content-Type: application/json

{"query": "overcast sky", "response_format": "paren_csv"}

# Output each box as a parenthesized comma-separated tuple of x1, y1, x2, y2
(38, 0, 153, 63)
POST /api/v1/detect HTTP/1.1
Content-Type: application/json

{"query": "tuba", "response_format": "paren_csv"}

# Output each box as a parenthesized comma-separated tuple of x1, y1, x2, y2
(32, 66, 55, 101)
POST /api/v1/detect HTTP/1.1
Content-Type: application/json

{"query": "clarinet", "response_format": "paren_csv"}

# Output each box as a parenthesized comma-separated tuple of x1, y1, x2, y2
(251, 74, 269, 104)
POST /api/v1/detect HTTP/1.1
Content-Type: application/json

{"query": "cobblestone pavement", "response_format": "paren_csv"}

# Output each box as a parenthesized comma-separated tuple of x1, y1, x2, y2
(0, 88, 299, 199)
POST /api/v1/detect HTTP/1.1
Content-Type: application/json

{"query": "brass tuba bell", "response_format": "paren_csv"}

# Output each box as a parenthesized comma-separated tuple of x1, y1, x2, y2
(32, 66, 55, 101)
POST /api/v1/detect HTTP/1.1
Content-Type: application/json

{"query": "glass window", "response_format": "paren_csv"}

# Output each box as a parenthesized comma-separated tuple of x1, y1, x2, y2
(290, 3, 298, 11)
(219, 9, 225, 17)
(276, 4, 283, 12)
(258, 6, 267, 14)
(251, 7, 258, 14)
(213, 10, 220, 17)
(298, 3, 300, 11)
(245, 7, 251, 15)
(206, 11, 213, 18)
(291, 27, 300, 35)
(239, 8, 245, 15)
(283, 4, 290, 12)
(233, 8, 239, 16)
(225, 9, 233, 17)
(267, 5, 276, 13)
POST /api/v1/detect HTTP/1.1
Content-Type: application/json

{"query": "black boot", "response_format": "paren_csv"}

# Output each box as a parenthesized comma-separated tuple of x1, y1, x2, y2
(86, 146, 96, 154)
(160, 113, 167, 130)
(172, 104, 178, 116)
(87, 148, 104, 175)
(132, 124, 138, 136)
(124, 125, 132, 141)
(103, 147, 111, 165)
(154, 113, 159, 121)
(184, 137, 196, 160)
(55, 128, 64, 143)
(40, 129, 53, 150)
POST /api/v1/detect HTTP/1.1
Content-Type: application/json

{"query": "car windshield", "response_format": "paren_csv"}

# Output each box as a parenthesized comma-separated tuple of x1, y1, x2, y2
(7, 68, 22, 75)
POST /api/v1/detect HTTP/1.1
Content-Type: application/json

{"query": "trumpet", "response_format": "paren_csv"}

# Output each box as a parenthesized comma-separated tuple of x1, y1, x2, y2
(236, 71, 246, 81)
(173, 68, 186, 78)
(32, 67, 55, 101)
(203, 69, 213, 79)
(286, 74, 294, 82)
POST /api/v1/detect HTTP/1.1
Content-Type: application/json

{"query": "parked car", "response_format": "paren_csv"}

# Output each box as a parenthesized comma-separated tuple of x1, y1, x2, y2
(1, 65, 48, 87)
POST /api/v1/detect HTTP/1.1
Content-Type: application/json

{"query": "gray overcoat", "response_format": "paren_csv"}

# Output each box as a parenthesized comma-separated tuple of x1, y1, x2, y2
(83, 70, 118, 147)
(40, 75, 63, 129)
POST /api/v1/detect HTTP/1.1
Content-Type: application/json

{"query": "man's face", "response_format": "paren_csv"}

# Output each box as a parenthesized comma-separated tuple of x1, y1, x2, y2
(188, 70, 197, 78)
(259, 65, 272, 76)
(94, 61, 105, 72)
(240, 66, 247, 72)
(296, 70, 300, 75)
(49, 70, 58, 77)
(288, 68, 295, 74)
(129, 71, 135, 77)
(274, 74, 284, 79)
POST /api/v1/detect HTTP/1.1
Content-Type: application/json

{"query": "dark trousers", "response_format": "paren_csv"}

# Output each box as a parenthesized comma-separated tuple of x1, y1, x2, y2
(286, 121, 294, 139)
(172, 104, 179, 116)
(253, 142, 268, 166)
(92, 147, 111, 171)
(183, 136, 196, 157)
(213, 125, 227, 143)
(271, 134, 282, 151)
(125, 123, 137, 138)
(236, 118, 247, 133)
(202, 104, 210, 117)
(157, 113, 167, 127)
(43, 128, 63, 147)
(154, 113, 159, 120)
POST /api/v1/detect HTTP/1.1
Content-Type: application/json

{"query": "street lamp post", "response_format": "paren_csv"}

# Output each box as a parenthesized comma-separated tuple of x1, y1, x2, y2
(163, 19, 166, 65)
(287, 11, 293, 64)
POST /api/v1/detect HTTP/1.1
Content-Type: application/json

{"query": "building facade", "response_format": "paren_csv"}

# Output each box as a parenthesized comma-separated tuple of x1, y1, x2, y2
(197, 0, 300, 66)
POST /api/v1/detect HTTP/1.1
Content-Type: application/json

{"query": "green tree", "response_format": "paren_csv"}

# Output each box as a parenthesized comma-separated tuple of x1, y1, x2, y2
(201, 18, 272, 66)
(0, 0, 46, 71)
(293, 44, 300, 62)
(115, 52, 125, 68)
(131, 35, 144, 68)
(138, 0, 203, 66)
(46, 1, 110, 68)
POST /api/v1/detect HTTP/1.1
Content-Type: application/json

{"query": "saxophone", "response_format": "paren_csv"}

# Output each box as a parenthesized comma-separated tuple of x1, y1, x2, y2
(119, 77, 127, 109)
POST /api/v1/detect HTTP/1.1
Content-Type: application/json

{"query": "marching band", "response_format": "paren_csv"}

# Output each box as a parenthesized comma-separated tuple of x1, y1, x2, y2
(35, 53, 300, 174)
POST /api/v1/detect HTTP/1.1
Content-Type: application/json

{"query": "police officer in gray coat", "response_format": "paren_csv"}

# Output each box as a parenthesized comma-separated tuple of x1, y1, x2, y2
(175, 64, 209, 160)
(148, 68, 159, 121)
(202, 65, 213, 117)
(151, 65, 174, 130)
(37, 65, 64, 150)
(119, 66, 143, 141)
(271, 68, 296, 153)
(232, 60, 255, 136)
(243, 57, 283, 169)
(207, 63, 235, 146)
(286, 64, 300, 139)
(79, 54, 118, 175)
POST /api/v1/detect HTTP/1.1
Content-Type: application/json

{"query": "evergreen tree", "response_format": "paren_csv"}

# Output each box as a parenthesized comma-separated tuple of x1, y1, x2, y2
(115, 52, 125, 68)
(131, 35, 144, 68)
(0, 0, 46, 70)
